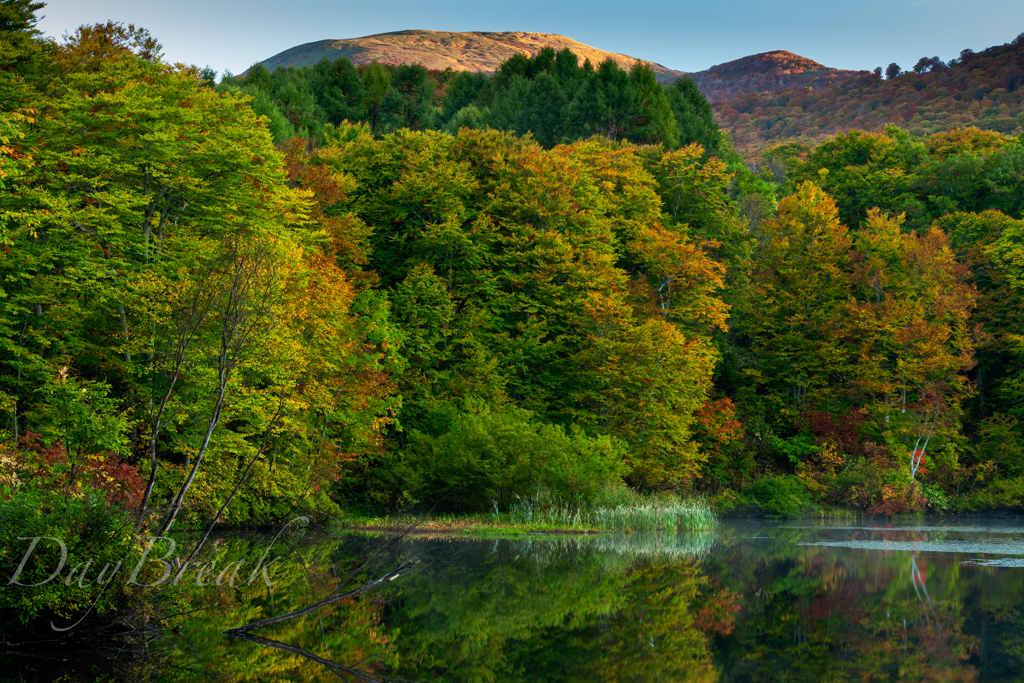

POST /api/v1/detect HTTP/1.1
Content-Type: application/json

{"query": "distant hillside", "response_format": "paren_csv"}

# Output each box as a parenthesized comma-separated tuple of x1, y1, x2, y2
(715, 38, 1024, 157)
(252, 29, 1024, 159)
(257, 30, 686, 84)
(687, 51, 869, 102)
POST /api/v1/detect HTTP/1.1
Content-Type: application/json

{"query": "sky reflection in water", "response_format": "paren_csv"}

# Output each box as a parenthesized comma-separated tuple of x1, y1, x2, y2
(792, 521, 1024, 566)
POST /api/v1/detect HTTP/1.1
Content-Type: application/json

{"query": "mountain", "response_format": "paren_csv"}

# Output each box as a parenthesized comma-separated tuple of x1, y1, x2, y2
(686, 51, 870, 102)
(715, 38, 1024, 157)
(251, 29, 1024, 159)
(256, 30, 686, 84)
(256, 31, 869, 100)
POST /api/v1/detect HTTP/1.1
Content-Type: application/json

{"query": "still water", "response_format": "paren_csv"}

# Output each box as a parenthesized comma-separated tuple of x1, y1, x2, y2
(23, 519, 1024, 681)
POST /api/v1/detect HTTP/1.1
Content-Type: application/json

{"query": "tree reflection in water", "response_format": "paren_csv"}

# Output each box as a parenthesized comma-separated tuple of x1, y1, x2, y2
(15, 521, 1024, 682)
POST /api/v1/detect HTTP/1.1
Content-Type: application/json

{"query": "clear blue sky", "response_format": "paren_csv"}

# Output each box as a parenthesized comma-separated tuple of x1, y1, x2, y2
(38, 0, 1024, 77)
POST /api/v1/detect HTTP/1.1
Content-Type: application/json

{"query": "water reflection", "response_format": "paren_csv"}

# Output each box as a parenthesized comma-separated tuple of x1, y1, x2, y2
(14, 519, 1024, 682)
(500, 528, 717, 562)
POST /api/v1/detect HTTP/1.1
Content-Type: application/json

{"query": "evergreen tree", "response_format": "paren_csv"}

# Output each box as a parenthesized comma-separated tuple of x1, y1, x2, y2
(524, 72, 568, 147)
(665, 76, 722, 155)
(311, 56, 366, 124)
(362, 60, 390, 135)
(0, 0, 44, 33)
(627, 61, 679, 148)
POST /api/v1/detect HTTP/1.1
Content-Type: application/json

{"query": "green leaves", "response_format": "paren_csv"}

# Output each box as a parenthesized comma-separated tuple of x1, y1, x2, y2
(394, 406, 628, 510)
(29, 368, 129, 459)
(742, 181, 853, 416)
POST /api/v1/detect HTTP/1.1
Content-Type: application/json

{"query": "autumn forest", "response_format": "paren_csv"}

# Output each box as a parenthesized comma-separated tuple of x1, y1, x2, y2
(2, 0, 1024, 638)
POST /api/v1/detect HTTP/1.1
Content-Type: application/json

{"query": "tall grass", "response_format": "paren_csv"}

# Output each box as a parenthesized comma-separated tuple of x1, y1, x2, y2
(504, 485, 717, 532)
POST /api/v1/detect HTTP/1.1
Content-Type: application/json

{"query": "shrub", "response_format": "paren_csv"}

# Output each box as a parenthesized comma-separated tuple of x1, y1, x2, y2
(768, 433, 818, 467)
(797, 442, 846, 504)
(741, 474, 819, 517)
(964, 477, 1024, 511)
(0, 488, 146, 631)
(2, 434, 143, 510)
(387, 407, 628, 511)
(693, 398, 750, 490)
(976, 414, 1024, 477)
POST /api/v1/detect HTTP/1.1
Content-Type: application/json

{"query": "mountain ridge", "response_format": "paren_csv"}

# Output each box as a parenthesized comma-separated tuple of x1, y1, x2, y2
(255, 30, 866, 97)
(689, 50, 870, 101)
(716, 37, 1024, 156)
(257, 30, 687, 84)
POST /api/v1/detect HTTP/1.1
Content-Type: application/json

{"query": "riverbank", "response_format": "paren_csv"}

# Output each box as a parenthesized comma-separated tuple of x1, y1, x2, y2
(334, 493, 718, 538)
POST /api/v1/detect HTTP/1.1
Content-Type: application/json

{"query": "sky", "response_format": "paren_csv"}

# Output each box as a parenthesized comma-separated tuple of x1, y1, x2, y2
(37, 0, 1024, 77)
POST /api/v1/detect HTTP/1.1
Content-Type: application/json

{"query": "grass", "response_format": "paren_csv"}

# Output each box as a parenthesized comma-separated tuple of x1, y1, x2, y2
(335, 485, 717, 537)
(504, 486, 716, 532)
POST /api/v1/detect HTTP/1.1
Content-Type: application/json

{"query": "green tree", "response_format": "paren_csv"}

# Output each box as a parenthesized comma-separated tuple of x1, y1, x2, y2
(362, 60, 390, 135)
(523, 72, 567, 147)
(310, 56, 365, 124)
(383, 63, 434, 132)
(567, 59, 639, 142)
(0, 0, 44, 33)
(846, 210, 977, 483)
(790, 128, 927, 228)
(0, 24, 401, 531)
(665, 77, 722, 155)
(627, 62, 679, 148)
(489, 74, 531, 136)
(742, 182, 853, 420)
(440, 71, 492, 121)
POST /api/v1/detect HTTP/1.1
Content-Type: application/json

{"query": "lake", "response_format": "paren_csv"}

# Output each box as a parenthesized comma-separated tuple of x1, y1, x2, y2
(17, 519, 1024, 681)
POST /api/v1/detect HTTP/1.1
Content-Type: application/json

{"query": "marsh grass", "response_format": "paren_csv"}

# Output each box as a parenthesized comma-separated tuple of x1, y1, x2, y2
(506, 486, 717, 532)
(337, 485, 717, 535)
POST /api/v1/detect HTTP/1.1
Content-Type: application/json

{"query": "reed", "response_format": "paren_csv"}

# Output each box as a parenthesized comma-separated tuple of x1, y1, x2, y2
(504, 487, 717, 531)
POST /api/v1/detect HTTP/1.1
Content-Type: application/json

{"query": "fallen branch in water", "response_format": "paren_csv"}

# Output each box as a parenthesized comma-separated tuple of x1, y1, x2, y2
(221, 558, 421, 635)
(223, 630, 420, 683)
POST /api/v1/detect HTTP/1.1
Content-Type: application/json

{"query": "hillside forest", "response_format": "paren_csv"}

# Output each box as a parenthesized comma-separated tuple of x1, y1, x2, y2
(3, 1, 1024, 558)
(219, 45, 725, 157)
(717, 35, 1024, 155)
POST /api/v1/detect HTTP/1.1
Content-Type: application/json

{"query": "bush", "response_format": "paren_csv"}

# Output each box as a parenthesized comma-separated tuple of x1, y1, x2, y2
(385, 407, 629, 511)
(832, 442, 930, 515)
(0, 488, 147, 631)
(4, 433, 143, 510)
(741, 474, 819, 517)
(976, 414, 1024, 477)
(964, 477, 1024, 511)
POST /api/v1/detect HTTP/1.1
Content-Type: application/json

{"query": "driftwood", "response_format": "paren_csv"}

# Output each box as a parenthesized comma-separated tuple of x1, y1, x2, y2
(222, 558, 421, 636)
(225, 620, 420, 683)
(222, 521, 434, 682)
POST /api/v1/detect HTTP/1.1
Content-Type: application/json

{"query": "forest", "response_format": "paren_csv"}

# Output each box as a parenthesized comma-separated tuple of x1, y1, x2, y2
(3, 0, 1024, 632)
(717, 35, 1024, 155)
(217, 45, 724, 157)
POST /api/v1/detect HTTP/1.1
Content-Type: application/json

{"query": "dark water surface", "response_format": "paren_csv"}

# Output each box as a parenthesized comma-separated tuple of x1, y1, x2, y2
(21, 519, 1024, 682)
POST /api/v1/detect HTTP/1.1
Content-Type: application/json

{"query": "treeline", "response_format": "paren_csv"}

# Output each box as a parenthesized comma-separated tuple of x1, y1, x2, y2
(219, 46, 724, 155)
(0, 21, 404, 535)
(0, 18, 731, 533)
(719, 35, 1024, 155)
(3, 6, 1024, 536)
